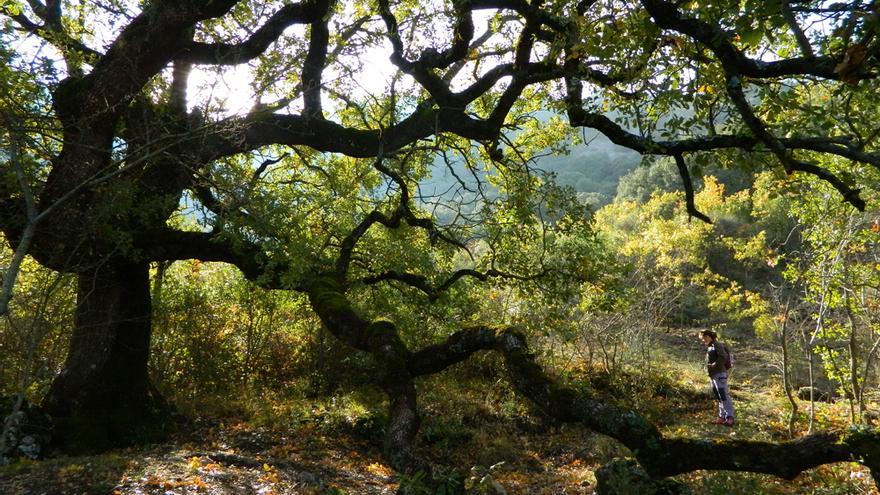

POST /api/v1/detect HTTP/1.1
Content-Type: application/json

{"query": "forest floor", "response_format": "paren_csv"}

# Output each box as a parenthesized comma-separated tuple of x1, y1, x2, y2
(1, 327, 878, 495)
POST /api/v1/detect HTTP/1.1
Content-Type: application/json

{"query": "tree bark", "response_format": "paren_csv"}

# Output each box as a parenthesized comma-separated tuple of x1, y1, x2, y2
(780, 293, 799, 437)
(307, 279, 422, 473)
(41, 260, 171, 453)
(844, 288, 861, 423)
(366, 321, 421, 473)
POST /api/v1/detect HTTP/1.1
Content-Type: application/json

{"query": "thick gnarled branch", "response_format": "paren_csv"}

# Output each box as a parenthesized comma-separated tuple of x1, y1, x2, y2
(300, 274, 880, 487)
(306, 278, 420, 471)
(302, 11, 330, 118)
(639, 0, 855, 81)
(177, 1, 330, 65)
(724, 74, 866, 210)
(405, 325, 880, 484)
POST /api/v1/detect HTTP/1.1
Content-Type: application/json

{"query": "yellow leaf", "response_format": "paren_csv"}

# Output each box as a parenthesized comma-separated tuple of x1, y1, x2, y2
(366, 462, 393, 477)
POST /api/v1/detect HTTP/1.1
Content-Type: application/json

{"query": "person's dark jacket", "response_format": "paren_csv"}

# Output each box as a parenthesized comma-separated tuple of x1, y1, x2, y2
(706, 341, 728, 377)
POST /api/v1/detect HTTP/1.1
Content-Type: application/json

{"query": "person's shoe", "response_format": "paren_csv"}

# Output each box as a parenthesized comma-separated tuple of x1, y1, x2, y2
(723, 418, 735, 427)
(713, 417, 726, 425)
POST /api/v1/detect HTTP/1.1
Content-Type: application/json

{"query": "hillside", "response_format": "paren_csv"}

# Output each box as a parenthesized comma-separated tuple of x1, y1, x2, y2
(421, 128, 641, 209)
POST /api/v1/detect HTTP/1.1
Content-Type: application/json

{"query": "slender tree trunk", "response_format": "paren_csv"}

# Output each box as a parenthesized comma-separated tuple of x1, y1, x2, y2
(0, 122, 38, 318)
(806, 281, 831, 434)
(807, 345, 816, 434)
(780, 292, 798, 437)
(41, 260, 171, 453)
(844, 289, 861, 423)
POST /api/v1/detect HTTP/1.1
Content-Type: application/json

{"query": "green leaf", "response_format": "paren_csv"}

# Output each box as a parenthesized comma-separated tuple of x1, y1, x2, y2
(739, 27, 763, 47)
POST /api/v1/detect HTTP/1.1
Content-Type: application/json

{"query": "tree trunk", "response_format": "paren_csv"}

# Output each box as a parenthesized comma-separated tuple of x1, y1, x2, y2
(780, 295, 798, 438)
(844, 289, 860, 423)
(41, 260, 171, 453)
(807, 346, 816, 433)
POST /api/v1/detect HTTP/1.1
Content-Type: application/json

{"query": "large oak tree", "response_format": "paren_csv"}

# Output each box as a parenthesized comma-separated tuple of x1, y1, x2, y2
(2, 0, 880, 490)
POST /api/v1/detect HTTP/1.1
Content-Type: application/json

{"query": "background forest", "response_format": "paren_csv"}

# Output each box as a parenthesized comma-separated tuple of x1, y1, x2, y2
(2, 0, 880, 494)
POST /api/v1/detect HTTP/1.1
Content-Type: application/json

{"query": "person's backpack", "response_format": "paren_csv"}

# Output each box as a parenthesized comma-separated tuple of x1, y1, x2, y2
(722, 342, 735, 370)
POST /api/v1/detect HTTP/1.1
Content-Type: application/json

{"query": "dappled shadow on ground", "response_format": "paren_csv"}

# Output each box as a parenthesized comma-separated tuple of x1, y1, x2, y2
(0, 417, 603, 494)
(0, 421, 398, 495)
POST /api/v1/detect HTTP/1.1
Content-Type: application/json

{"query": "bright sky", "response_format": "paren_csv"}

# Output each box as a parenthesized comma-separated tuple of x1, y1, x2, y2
(6, 4, 401, 118)
(183, 8, 498, 118)
(184, 39, 399, 117)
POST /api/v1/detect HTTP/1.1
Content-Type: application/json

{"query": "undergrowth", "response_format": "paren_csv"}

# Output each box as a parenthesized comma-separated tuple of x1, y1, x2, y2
(2, 330, 878, 494)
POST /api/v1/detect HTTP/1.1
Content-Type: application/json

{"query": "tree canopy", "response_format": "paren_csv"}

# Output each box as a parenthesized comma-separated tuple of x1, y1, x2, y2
(2, 0, 880, 491)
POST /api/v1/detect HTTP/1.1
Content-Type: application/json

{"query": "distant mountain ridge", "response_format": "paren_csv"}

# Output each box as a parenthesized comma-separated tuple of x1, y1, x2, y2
(420, 125, 641, 208)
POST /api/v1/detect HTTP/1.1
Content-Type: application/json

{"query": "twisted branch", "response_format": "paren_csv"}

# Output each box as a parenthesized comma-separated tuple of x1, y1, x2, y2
(335, 150, 466, 278)
(176, 1, 330, 65)
(673, 154, 712, 224)
(361, 267, 547, 301)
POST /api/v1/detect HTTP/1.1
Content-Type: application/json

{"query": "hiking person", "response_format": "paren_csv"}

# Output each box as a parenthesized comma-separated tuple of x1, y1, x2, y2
(699, 329, 735, 426)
